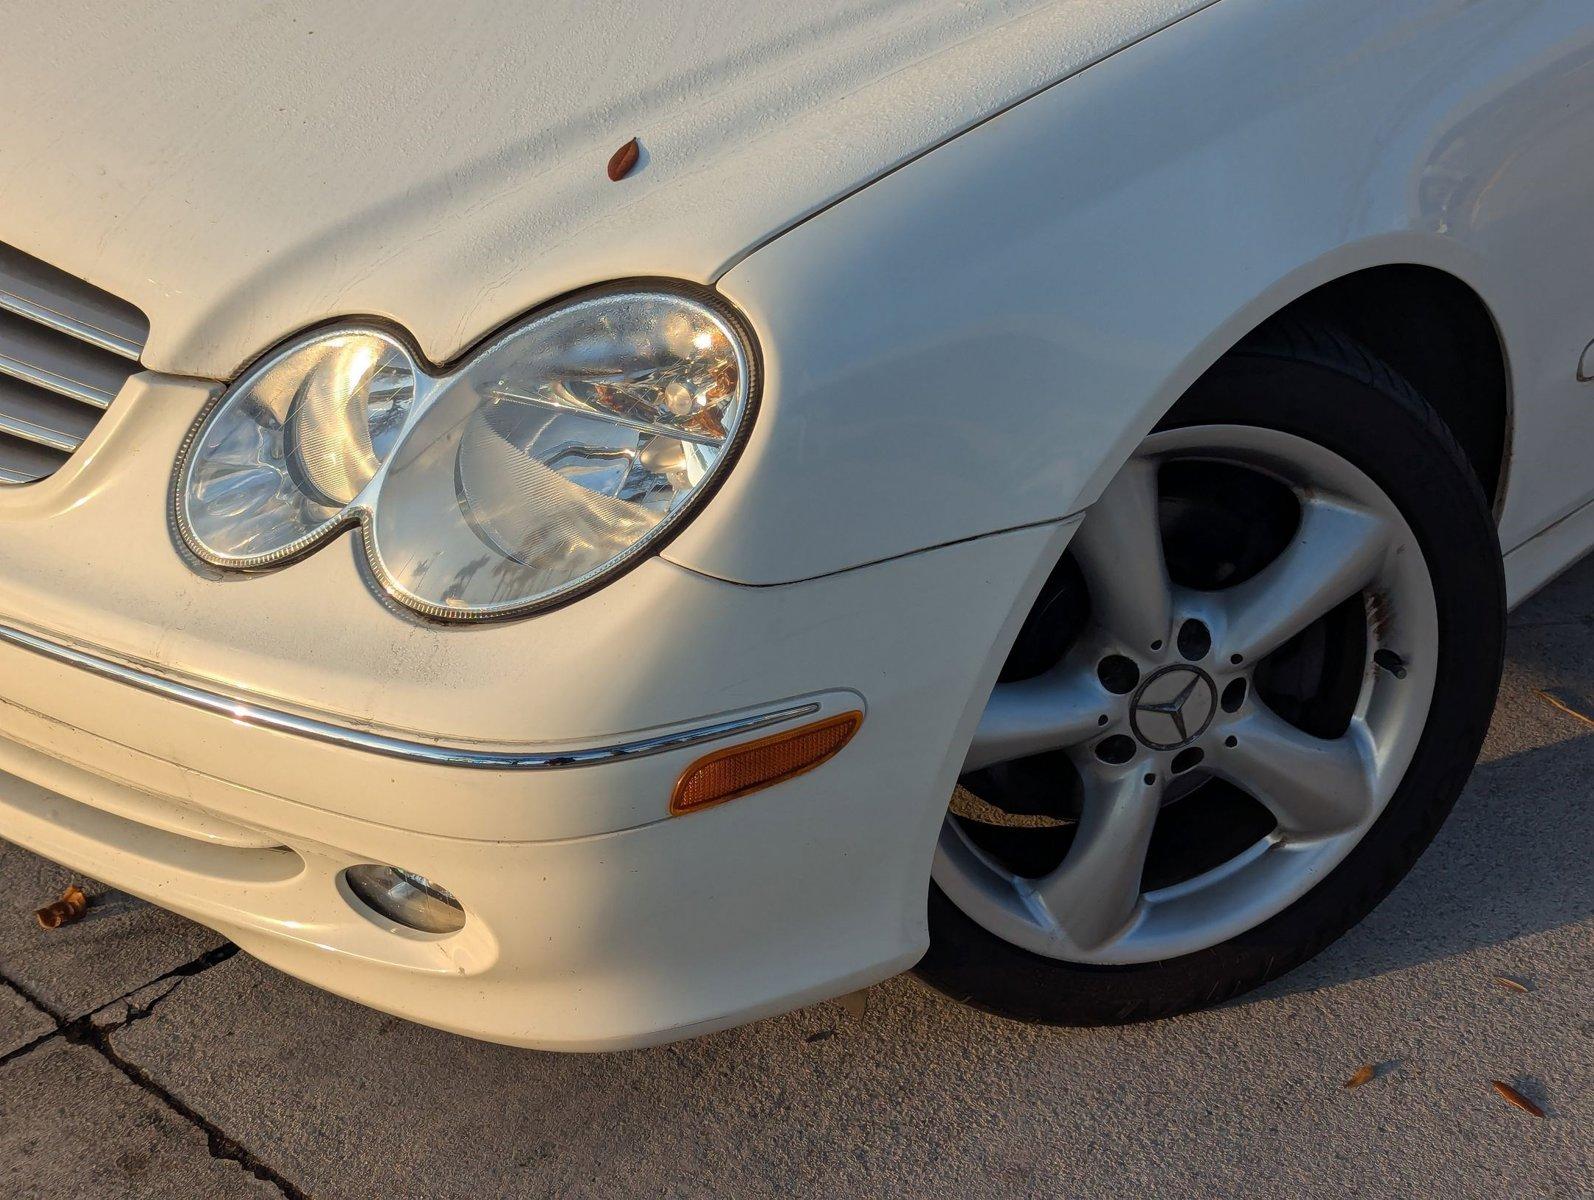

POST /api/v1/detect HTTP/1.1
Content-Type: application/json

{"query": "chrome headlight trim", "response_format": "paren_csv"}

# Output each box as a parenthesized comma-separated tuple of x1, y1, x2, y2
(173, 282, 760, 622)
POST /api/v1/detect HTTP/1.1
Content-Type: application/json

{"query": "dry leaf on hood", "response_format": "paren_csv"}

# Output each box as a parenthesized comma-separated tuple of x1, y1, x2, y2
(607, 137, 641, 181)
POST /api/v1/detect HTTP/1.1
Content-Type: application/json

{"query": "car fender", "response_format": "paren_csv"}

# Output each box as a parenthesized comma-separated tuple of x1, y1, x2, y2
(669, 0, 1594, 585)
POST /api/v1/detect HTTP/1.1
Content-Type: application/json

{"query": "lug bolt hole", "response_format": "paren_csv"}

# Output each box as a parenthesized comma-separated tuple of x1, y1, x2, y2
(1171, 747, 1205, 775)
(1097, 714, 1110, 726)
(1176, 619, 1211, 661)
(1220, 678, 1248, 713)
(1095, 734, 1136, 765)
(1097, 655, 1141, 695)
(1373, 648, 1408, 679)
(1224, 735, 1238, 748)
(1143, 773, 1157, 785)
(1229, 653, 1244, 665)
(1150, 639, 1164, 652)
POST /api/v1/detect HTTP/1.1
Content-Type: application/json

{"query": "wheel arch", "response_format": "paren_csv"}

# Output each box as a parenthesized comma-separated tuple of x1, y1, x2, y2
(1231, 265, 1512, 514)
(1056, 236, 1520, 537)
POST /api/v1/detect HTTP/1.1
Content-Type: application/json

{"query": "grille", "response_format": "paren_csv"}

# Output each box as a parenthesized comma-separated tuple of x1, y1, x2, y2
(0, 243, 148, 484)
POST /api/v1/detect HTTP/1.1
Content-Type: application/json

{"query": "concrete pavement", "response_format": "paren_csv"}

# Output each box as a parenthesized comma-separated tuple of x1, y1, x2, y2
(2, 560, 1591, 1198)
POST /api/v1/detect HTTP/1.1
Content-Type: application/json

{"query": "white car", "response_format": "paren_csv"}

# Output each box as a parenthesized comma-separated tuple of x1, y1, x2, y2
(0, 0, 1587, 1049)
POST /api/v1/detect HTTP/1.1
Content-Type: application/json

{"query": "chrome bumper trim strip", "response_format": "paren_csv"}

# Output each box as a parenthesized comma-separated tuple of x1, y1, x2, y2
(0, 620, 820, 770)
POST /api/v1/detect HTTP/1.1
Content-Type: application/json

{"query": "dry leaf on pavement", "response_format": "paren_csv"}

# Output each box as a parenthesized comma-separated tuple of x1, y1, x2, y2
(33, 884, 89, 930)
(836, 989, 870, 1023)
(1343, 1064, 1376, 1089)
(1490, 1081, 1545, 1118)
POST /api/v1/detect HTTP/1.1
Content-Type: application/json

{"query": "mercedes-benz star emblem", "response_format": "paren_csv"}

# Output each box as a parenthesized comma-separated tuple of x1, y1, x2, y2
(1129, 665, 1218, 751)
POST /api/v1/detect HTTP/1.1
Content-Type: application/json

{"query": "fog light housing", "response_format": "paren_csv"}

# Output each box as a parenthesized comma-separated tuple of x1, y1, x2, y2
(343, 865, 466, 934)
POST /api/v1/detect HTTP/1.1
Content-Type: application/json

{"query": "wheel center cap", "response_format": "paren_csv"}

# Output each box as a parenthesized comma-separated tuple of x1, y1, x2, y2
(1129, 665, 1217, 750)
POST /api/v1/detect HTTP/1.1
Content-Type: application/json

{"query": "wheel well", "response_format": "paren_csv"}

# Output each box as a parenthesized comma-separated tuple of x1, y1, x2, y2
(1253, 266, 1510, 507)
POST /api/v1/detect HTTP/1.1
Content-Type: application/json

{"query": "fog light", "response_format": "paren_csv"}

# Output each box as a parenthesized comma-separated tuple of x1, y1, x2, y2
(343, 865, 466, 934)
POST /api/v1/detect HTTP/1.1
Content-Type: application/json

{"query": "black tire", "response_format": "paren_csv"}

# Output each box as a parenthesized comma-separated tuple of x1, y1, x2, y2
(915, 317, 1505, 1025)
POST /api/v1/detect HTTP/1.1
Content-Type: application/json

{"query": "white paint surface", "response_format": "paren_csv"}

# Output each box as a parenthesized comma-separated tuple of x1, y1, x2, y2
(0, 0, 1211, 377)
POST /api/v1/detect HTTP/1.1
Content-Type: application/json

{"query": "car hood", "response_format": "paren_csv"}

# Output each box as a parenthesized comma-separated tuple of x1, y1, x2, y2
(0, 0, 1212, 377)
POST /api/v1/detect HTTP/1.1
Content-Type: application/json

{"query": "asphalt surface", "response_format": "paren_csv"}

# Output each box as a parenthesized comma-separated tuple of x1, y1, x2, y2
(2, 561, 1591, 1199)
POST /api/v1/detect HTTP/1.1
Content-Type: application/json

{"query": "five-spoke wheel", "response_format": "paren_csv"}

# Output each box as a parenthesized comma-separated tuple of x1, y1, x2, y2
(918, 320, 1502, 1023)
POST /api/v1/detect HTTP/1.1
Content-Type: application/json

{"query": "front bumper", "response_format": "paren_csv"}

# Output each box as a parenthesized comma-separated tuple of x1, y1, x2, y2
(0, 372, 1071, 1047)
(0, 711, 920, 1050)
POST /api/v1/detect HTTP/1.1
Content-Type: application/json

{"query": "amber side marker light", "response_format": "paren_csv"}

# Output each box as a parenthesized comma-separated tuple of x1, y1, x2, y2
(670, 711, 864, 816)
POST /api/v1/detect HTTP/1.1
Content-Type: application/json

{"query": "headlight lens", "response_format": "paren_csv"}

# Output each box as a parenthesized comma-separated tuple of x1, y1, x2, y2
(175, 288, 755, 619)
(178, 330, 416, 565)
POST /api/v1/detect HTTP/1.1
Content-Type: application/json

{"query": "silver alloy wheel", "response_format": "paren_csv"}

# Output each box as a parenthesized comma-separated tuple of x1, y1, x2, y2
(934, 424, 1439, 965)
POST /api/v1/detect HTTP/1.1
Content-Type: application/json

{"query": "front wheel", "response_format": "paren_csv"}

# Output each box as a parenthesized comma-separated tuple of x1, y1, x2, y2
(916, 320, 1504, 1025)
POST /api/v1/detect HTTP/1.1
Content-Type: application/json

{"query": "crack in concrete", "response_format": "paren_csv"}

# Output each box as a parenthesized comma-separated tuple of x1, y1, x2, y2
(61, 1013, 309, 1200)
(101, 977, 185, 1030)
(0, 965, 57, 1022)
(0, 970, 64, 1064)
(0, 1022, 59, 1067)
(0, 944, 306, 1200)
(87, 943, 240, 1034)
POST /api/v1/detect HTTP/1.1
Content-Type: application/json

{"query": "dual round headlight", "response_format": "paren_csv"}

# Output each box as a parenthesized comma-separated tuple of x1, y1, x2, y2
(175, 287, 756, 620)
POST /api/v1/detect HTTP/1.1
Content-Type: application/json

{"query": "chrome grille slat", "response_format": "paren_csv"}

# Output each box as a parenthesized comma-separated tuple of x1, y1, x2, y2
(0, 435, 69, 484)
(0, 377, 96, 452)
(0, 245, 145, 360)
(0, 413, 79, 453)
(0, 290, 142, 361)
(0, 310, 128, 407)
(0, 243, 147, 485)
(0, 349, 116, 409)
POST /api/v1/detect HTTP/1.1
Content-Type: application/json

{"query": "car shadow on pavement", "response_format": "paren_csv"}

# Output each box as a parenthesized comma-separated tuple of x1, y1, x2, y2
(1235, 556, 1594, 1005)
(1241, 733, 1594, 1004)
